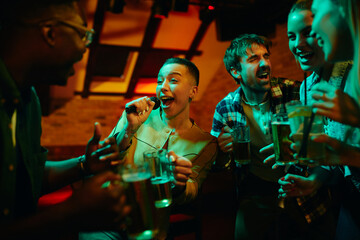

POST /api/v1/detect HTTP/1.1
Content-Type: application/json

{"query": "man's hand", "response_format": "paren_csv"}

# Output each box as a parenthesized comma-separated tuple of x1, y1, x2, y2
(218, 126, 233, 153)
(85, 122, 121, 174)
(260, 143, 275, 165)
(311, 82, 360, 127)
(261, 139, 294, 169)
(168, 151, 192, 191)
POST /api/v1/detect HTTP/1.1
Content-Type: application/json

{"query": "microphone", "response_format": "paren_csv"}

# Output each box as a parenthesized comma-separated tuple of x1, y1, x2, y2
(125, 97, 161, 114)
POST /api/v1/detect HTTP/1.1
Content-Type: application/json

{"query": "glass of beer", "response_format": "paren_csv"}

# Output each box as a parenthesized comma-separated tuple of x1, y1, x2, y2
(286, 101, 325, 165)
(271, 113, 297, 165)
(231, 124, 251, 165)
(143, 149, 173, 208)
(120, 163, 158, 240)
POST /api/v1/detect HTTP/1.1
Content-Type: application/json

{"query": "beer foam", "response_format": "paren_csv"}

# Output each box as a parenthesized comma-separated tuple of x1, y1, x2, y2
(123, 172, 151, 182)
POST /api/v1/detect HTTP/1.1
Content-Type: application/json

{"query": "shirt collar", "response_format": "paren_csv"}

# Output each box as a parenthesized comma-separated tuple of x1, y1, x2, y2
(306, 72, 321, 91)
(232, 87, 242, 107)
(235, 81, 272, 107)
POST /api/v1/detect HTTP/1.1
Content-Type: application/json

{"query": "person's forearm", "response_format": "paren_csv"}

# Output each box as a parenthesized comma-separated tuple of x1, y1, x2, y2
(43, 158, 82, 194)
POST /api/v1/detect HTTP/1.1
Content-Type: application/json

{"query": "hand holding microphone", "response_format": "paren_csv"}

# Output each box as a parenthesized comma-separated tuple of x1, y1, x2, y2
(125, 96, 160, 114)
(124, 96, 160, 133)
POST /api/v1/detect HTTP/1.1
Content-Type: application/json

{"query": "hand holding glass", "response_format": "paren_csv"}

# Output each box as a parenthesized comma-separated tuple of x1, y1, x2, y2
(271, 113, 296, 165)
(120, 163, 157, 239)
(143, 149, 173, 208)
(231, 124, 251, 165)
(287, 102, 325, 166)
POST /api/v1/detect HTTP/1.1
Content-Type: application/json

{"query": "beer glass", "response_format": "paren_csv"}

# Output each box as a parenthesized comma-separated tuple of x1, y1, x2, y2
(286, 101, 325, 165)
(231, 124, 251, 165)
(120, 163, 158, 239)
(143, 149, 173, 208)
(271, 113, 297, 165)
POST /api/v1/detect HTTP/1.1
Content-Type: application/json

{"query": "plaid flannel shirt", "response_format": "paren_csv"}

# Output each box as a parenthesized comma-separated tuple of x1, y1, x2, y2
(211, 76, 301, 137)
(296, 186, 331, 224)
(211, 76, 336, 225)
(211, 77, 300, 178)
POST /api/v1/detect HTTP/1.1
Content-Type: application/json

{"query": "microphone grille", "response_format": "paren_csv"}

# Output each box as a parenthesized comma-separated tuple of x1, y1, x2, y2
(150, 97, 160, 110)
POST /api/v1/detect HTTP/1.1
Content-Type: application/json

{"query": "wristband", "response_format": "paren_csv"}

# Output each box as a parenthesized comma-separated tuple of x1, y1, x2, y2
(78, 155, 89, 178)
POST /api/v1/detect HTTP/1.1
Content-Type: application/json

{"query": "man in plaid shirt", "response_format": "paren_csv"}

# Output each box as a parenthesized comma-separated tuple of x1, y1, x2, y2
(211, 34, 301, 239)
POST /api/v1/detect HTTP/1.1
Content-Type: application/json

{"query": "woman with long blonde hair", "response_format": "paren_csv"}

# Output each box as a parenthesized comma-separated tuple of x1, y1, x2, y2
(280, 0, 360, 238)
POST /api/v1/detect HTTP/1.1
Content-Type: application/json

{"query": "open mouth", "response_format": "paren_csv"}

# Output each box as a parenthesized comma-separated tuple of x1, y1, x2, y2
(160, 96, 175, 107)
(296, 51, 315, 63)
(257, 72, 270, 80)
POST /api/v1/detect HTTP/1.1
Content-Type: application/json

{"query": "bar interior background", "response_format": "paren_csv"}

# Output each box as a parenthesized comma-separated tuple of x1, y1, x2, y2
(37, 0, 305, 239)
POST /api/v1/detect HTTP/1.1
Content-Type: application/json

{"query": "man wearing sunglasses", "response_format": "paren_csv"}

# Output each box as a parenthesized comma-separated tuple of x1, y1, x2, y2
(0, 0, 129, 239)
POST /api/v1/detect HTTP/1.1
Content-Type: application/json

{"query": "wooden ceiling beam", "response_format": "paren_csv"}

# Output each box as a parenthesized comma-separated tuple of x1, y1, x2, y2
(124, 16, 162, 98)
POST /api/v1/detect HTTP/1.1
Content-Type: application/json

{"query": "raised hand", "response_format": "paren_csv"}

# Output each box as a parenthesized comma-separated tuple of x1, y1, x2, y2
(85, 122, 121, 174)
(261, 143, 275, 165)
(218, 125, 233, 153)
(125, 97, 156, 133)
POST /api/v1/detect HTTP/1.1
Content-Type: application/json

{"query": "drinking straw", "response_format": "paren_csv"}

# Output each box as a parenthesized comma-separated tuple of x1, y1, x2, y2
(304, 72, 307, 105)
(298, 110, 315, 158)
